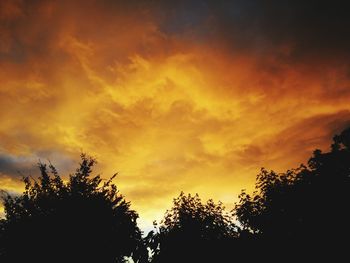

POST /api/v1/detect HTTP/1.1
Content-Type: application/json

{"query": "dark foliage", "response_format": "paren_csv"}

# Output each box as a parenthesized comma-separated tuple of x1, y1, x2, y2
(235, 127, 350, 261)
(2, 127, 350, 262)
(146, 192, 239, 263)
(0, 154, 147, 263)
(147, 127, 350, 262)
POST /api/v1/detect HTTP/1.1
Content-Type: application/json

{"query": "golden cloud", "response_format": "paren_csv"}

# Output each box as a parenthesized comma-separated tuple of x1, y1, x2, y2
(1, 0, 350, 229)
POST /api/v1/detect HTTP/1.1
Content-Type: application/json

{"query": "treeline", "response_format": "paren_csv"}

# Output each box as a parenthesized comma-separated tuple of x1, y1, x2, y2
(1, 128, 350, 262)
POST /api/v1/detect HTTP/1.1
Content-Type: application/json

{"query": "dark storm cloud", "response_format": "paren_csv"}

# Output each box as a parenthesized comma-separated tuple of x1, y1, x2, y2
(2, 0, 349, 64)
(154, 0, 350, 61)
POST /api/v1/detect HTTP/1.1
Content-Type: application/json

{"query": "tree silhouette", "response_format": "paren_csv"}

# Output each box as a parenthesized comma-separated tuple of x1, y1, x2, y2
(146, 192, 238, 263)
(0, 154, 147, 263)
(2, 127, 350, 262)
(235, 127, 350, 260)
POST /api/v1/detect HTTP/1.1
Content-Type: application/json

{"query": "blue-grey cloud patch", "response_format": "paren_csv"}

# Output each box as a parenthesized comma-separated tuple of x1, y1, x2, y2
(0, 154, 37, 178)
(0, 151, 77, 179)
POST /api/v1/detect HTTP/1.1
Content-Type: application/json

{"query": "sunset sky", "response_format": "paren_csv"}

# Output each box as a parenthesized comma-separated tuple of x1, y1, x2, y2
(1, 0, 350, 230)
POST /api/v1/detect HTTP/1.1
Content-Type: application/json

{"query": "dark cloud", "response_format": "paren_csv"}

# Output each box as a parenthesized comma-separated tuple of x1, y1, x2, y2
(0, 151, 77, 178)
(0, 154, 37, 177)
(153, 0, 350, 63)
(2, 0, 349, 66)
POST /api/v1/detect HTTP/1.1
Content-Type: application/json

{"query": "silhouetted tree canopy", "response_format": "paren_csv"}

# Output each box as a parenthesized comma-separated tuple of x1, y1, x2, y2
(0, 154, 147, 263)
(2, 127, 350, 262)
(146, 192, 238, 262)
(235, 127, 350, 260)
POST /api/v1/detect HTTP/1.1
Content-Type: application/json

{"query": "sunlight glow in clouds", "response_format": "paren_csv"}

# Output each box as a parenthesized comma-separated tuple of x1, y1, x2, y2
(1, 0, 350, 229)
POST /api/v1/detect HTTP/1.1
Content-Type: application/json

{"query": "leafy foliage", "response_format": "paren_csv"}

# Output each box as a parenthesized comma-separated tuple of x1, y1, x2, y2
(235, 127, 350, 260)
(147, 192, 238, 262)
(2, 127, 350, 262)
(0, 154, 147, 263)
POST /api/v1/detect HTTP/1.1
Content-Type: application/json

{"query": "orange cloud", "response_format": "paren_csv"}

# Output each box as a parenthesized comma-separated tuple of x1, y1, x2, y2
(1, 0, 350, 230)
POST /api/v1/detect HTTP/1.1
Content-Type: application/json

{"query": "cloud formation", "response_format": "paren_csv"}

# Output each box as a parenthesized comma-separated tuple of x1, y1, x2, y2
(1, 0, 350, 229)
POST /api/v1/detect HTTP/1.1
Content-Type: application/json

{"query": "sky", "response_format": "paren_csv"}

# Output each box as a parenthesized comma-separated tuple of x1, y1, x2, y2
(1, 0, 350, 230)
